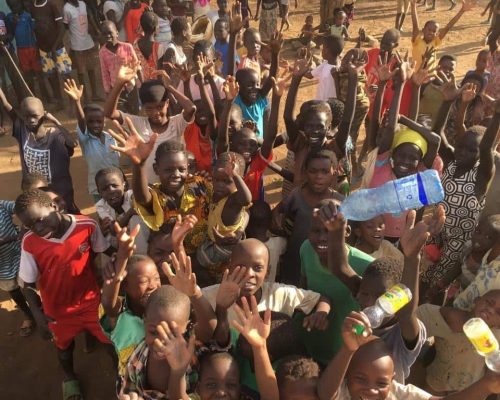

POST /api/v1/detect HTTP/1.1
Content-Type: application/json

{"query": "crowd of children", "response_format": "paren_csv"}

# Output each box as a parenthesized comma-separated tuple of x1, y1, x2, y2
(1, 0, 500, 399)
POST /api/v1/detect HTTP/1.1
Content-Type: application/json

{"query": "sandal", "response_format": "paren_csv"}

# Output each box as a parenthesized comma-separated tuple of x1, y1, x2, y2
(62, 379, 83, 400)
(19, 319, 35, 337)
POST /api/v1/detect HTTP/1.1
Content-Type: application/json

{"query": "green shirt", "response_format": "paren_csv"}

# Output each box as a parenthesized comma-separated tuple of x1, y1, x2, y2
(298, 240, 373, 365)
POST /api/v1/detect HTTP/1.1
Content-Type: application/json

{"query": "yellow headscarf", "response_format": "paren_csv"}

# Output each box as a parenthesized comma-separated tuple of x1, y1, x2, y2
(392, 127, 428, 157)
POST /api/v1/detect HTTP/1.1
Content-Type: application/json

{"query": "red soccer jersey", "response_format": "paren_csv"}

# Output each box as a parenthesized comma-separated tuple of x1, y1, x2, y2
(19, 215, 109, 319)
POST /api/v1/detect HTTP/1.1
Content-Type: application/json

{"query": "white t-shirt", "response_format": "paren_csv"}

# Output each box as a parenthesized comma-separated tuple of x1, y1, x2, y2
(311, 62, 337, 101)
(176, 74, 226, 102)
(63, 1, 95, 51)
(336, 380, 432, 400)
(120, 112, 192, 183)
(103, 0, 126, 41)
(165, 42, 187, 65)
(265, 236, 287, 283)
(202, 281, 321, 324)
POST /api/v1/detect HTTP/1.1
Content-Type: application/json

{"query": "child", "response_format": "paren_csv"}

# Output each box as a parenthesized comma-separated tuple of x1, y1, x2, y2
(349, 216, 404, 262)
(276, 355, 321, 399)
(152, 0, 172, 46)
(99, 20, 139, 113)
(320, 200, 445, 382)
(0, 200, 35, 337)
(275, 149, 342, 286)
(109, 118, 212, 257)
(202, 239, 331, 349)
(410, 0, 476, 70)
(422, 98, 500, 298)
(214, 19, 239, 78)
(119, 285, 197, 397)
(254, 0, 280, 42)
(103, 0, 126, 41)
(328, 9, 349, 39)
(105, 66, 196, 184)
(167, 295, 278, 400)
(454, 214, 500, 311)
(163, 17, 191, 66)
(0, 88, 79, 213)
(417, 289, 500, 393)
(21, 171, 48, 191)
(6, 0, 46, 98)
(279, 0, 292, 32)
(246, 200, 287, 283)
(299, 15, 316, 48)
(124, 0, 148, 44)
(196, 152, 252, 276)
(63, 79, 120, 202)
(94, 167, 150, 253)
(15, 189, 114, 400)
(463, 49, 491, 88)
(217, 73, 283, 200)
(316, 312, 500, 400)
(63, 0, 101, 102)
(237, 28, 262, 76)
(134, 11, 167, 81)
(31, 0, 72, 104)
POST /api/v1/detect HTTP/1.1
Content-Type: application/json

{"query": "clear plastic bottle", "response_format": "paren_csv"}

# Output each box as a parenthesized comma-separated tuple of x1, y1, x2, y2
(340, 169, 444, 221)
(463, 318, 500, 372)
(355, 284, 413, 335)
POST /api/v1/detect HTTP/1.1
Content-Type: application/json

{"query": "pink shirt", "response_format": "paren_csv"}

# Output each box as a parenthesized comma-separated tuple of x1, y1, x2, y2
(369, 151, 443, 239)
(99, 42, 138, 94)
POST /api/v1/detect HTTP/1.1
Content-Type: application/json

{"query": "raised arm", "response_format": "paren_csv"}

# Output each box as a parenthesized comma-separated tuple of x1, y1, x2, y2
(103, 65, 137, 122)
(195, 56, 218, 139)
(398, 116, 441, 168)
(154, 70, 196, 121)
(228, 2, 244, 78)
(226, 160, 252, 209)
(216, 76, 239, 155)
(284, 58, 310, 145)
(439, 0, 476, 41)
(408, 49, 433, 121)
(260, 33, 283, 98)
(476, 99, 500, 198)
(63, 79, 86, 133)
(260, 75, 287, 159)
(454, 83, 478, 140)
(410, 0, 420, 43)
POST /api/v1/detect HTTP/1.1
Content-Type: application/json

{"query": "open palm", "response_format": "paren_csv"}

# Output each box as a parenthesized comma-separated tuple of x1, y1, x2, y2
(63, 79, 83, 101)
(232, 296, 270, 348)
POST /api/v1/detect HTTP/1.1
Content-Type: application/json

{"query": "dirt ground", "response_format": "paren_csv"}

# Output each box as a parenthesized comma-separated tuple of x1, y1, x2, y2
(0, 0, 491, 398)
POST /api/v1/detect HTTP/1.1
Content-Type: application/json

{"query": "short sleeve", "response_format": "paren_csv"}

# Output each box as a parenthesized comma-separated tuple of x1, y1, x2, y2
(76, 125, 89, 145)
(416, 304, 452, 338)
(51, 0, 63, 21)
(310, 63, 322, 78)
(392, 382, 432, 400)
(273, 283, 321, 316)
(90, 223, 110, 253)
(62, 4, 71, 24)
(95, 199, 115, 220)
(19, 247, 39, 284)
(133, 187, 166, 231)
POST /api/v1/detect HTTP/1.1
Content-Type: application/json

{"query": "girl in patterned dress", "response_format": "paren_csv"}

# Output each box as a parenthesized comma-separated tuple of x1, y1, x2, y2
(422, 93, 500, 303)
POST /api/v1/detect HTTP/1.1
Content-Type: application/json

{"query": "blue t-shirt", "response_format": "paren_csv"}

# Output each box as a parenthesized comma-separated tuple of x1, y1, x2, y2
(6, 11, 36, 48)
(234, 94, 269, 139)
(214, 40, 239, 78)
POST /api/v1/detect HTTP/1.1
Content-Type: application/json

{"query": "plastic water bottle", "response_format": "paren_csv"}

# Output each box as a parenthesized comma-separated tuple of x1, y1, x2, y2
(463, 318, 500, 372)
(340, 169, 444, 221)
(355, 284, 412, 335)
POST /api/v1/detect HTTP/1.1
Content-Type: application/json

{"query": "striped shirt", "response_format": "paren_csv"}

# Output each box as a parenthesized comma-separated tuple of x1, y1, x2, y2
(0, 201, 21, 280)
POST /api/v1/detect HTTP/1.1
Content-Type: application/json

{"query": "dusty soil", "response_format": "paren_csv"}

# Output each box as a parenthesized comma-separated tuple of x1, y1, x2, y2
(0, 0, 490, 398)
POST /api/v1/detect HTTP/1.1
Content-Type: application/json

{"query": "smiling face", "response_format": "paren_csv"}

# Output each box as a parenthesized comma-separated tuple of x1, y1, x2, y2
(391, 143, 422, 178)
(85, 109, 105, 136)
(96, 172, 126, 209)
(230, 128, 258, 164)
(473, 290, 500, 328)
(303, 111, 330, 147)
(102, 21, 119, 46)
(124, 259, 161, 308)
(154, 151, 188, 196)
(197, 355, 241, 400)
(229, 240, 269, 297)
(214, 19, 229, 42)
(355, 216, 386, 252)
(17, 203, 63, 239)
(423, 21, 439, 43)
(237, 70, 260, 105)
(144, 100, 169, 126)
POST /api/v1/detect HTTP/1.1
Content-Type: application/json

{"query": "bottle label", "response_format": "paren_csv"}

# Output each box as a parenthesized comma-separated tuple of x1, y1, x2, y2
(464, 318, 500, 355)
(380, 284, 411, 314)
(469, 334, 499, 354)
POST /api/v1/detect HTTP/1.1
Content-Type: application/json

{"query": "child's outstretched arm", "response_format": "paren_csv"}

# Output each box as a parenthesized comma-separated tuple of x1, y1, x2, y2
(108, 117, 157, 208)
(377, 53, 411, 154)
(410, 0, 420, 43)
(216, 76, 238, 155)
(284, 58, 310, 146)
(63, 79, 86, 133)
(225, 157, 252, 210)
(260, 32, 283, 98)
(318, 200, 361, 297)
(398, 206, 445, 345)
(476, 99, 500, 198)
(455, 83, 477, 140)
(0, 86, 15, 121)
(228, 2, 244, 78)
(104, 65, 138, 122)
(101, 223, 140, 318)
(408, 48, 434, 121)
(214, 267, 249, 346)
(232, 296, 279, 400)
(439, 0, 476, 41)
(152, 320, 195, 400)
(195, 56, 218, 139)
(154, 70, 196, 121)
(260, 74, 288, 159)
(317, 312, 374, 400)
(366, 61, 391, 152)
(266, 160, 294, 182)
(398, 115, 441, 168)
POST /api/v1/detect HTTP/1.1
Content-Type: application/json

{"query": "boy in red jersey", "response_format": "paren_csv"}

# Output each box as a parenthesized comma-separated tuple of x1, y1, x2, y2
(15, 189, 114, 400)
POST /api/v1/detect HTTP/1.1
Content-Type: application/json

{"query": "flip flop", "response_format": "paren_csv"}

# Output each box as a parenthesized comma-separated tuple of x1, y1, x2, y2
(62, 379, 83, 400)
(19, 319, 35, 337)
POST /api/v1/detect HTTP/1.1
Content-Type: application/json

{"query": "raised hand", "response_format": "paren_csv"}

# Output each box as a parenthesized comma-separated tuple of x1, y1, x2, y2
(342, 311, 374, 352)
(314, 199, 345, 233)
(395, 51, 415, 83)
(108, 117, 158, 165)
(176, 64, 192, 83)
(63, 79, 83, 101)
(461, 82, 478, 103)
(216, 266, 249, 310)
(114, 222, 141, 279)
(268, 31, 284, 55)
(230, 1, 244, 33)
(153, 320, 196, 372)
(171, 214, 198, 251)
(232, 295, 270, 348)
(437, 72, 462, 101)
(162, 252, 198, 298)
(196, 54, 214, 79)
(222, 75, 239, 101)
(117, 64, 138, 84)
(271, 73, 291, 96)
(346, 49, 368, 76)
(292, 57, 311, 77)
(375, 53, 399, 82)
(152, 69, 172, 87)
(411, 65, 433, 86)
